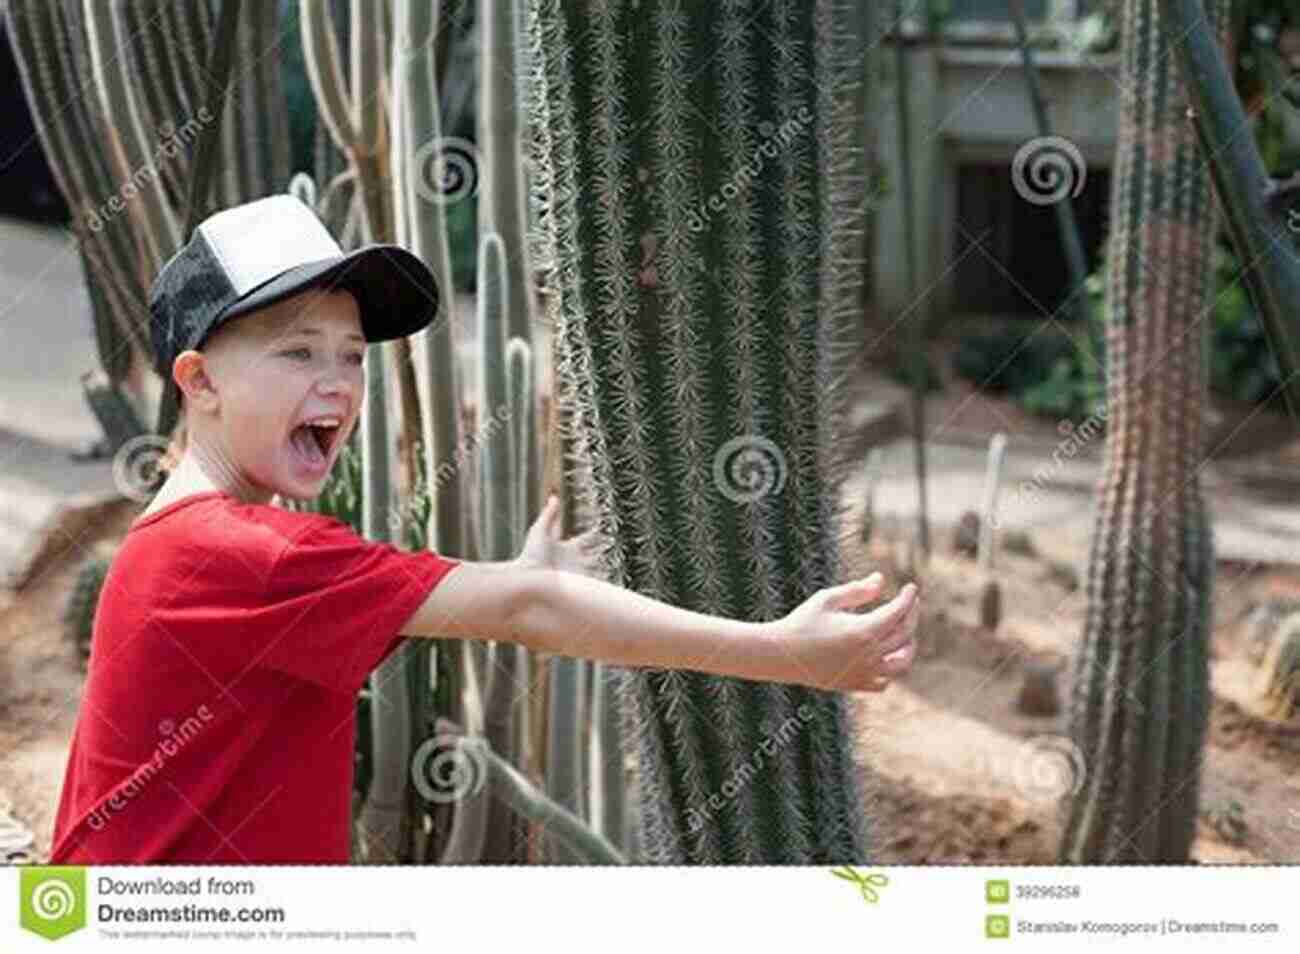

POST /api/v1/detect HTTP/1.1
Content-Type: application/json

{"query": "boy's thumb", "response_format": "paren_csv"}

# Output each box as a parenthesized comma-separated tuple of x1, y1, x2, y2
(824, 572, 884, 610)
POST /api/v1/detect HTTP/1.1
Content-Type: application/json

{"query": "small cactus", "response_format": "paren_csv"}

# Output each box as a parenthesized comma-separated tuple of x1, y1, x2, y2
(62, 549, 115, 659)
(1242, 600, 1300, 666)
(1251, 614, 1300, 722)
(1016, 658, 1062, 718)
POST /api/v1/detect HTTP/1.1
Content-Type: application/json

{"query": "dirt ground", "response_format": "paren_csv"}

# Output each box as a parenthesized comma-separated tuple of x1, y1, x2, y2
(848, 516, 1300, 865)
(3, 435, 1300, 865)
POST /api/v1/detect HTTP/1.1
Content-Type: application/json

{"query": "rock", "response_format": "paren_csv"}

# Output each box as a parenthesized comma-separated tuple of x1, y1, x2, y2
(1002, 530, 1037, 558)
(1016, 659, 1062, 717)
(980, 579, 1002, 631)
(1040, 559, 1079, 591)
(954, 510, 980, 558)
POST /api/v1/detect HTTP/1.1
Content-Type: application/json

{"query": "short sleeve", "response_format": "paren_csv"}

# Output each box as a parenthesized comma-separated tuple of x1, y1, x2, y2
(254, 516, 461, 694)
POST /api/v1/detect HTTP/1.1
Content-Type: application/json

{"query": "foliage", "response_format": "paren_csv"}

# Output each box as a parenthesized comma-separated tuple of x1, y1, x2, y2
(1209, 239, 1287, 405)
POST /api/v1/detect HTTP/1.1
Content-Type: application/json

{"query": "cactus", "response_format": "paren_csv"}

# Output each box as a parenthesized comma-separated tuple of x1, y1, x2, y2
(63, 550, 114, 659)
(476, 232, 528, 862)
(1252, 614, 1300, 722)
(1060, 0, 1231, 864)
(80, 370, 146, 457)
(1157, 0, 1300, 416)
(978, 433, 1008, 631)
(531, 0, 874, 863)
(4, 0, 291, 432)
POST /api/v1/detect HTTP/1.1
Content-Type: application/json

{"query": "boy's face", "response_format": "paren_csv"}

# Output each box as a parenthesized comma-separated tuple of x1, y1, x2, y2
(178, 286, 366, 502)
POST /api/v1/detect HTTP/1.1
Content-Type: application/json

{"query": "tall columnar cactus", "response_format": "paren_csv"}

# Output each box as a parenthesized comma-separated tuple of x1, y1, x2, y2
(531, 0, 874, 863)
(5, 0, 290, 429)
(476, 231, 531, 862)
(1059, 0, 1231, 864)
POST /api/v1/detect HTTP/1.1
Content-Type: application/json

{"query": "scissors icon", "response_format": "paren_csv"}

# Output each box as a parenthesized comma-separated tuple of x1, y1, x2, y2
(830, 866, 889, 903)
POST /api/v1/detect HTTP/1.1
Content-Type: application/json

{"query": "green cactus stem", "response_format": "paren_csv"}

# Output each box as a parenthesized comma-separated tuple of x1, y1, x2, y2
(532, 0, 874, 863)
(1060, 0, 1230, 864)
(63, 550, 114, 659)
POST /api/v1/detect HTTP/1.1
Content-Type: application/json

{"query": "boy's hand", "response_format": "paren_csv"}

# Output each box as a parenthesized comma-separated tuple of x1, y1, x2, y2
(773, 573, 919, 693)
(517, 494, 607, 581)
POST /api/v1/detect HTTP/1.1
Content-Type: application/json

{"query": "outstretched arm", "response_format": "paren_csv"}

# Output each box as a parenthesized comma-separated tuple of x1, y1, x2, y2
(402, 495, 919, 693)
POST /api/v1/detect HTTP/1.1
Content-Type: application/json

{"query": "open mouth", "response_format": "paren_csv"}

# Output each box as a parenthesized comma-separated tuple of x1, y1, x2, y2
(288, 418, 342, 470)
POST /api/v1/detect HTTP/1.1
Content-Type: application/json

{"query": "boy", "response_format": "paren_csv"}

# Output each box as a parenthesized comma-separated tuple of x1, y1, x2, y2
(48, 196, 919, 864)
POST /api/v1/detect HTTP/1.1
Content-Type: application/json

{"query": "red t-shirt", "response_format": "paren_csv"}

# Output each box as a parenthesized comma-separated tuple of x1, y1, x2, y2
(48, 490, 460, 864)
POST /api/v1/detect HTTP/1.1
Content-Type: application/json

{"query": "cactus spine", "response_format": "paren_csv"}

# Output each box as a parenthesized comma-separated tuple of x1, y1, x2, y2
(532, 0, 873, 863)
(1060, 0, 1231, 864)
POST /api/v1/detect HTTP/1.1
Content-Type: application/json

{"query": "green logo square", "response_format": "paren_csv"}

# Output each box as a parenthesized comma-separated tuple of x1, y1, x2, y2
(19, 866, 87, 941)
(986, 879, 1010, 903)
(986, 914, 1010, 939)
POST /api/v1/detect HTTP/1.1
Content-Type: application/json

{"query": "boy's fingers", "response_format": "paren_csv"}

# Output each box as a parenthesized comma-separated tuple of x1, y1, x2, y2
(859, 582, 918, 629)
(879, 639, 915, 674)
(823, 572, 884, 611)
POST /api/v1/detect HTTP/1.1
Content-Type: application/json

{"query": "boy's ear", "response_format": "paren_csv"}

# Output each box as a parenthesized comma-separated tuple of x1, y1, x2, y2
(173, 350, 217, 410)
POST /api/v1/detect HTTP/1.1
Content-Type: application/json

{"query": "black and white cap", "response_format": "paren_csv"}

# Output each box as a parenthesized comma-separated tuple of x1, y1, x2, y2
(148, 194, 440, 436)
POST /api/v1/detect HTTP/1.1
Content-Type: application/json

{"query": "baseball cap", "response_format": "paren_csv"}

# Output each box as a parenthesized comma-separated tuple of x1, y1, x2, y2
(148, 194, 440, 437)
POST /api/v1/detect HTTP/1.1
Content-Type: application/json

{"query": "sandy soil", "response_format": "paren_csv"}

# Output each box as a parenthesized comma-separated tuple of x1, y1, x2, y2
(2, 457, 1299, 866)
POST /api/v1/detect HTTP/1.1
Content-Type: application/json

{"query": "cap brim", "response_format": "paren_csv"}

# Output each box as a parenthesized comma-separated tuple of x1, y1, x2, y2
(153, 244, 440, 438)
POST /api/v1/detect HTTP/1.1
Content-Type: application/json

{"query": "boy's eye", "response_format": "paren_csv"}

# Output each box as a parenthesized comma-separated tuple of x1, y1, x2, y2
(284, 347, 310, 360)
(349, 352, 364, 365)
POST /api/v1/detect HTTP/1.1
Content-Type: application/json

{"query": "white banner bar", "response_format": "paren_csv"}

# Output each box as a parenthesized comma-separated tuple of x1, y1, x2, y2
(4, 865, 1296, 950)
